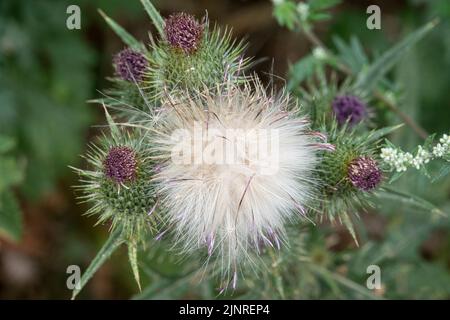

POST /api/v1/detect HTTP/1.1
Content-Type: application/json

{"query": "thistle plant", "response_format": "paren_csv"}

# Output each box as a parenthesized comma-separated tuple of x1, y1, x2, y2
(314, 120, 390, 241)
(96, 9, 250, 124)
(73, 121, 158, 240)
(70, 0, 448, 299)
(98, 47, 151, 120)
(71, 110, 159, 293)
(146, 12, 250, 100)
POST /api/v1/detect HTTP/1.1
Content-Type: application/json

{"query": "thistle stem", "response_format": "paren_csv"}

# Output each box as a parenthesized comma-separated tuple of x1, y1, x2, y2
(301, 28, 428, 139)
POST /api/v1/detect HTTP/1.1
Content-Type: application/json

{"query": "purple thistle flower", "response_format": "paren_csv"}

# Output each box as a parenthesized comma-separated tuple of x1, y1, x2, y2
(164, 13, 204, 54)
(332, 95, 367, 126)
(103, 146, 138, 184)
(347, 156, 382, 191)
(113, 48, 148, 82)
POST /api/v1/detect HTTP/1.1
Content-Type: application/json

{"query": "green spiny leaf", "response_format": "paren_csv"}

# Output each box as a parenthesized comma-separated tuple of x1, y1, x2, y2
(273, 1, 298, 31)
(99, 9, 142, 50)
(128, 240, 141, 291)
(71, 227, 124, 299)
(354, 19, 439, 93)
(288, 54, 318, 90)
(102, 103, 120, 140)
(333, 36, 368, 74)
(365, 124, 404, 144)
(376, 186, 446, 218)
(341, 211, 359, 246)
(140, 0, 165, 38)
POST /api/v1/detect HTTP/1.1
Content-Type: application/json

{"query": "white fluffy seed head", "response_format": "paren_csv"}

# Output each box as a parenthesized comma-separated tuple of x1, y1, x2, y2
(150, 80, 320, 284)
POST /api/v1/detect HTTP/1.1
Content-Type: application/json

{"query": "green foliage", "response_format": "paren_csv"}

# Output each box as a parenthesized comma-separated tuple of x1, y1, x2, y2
(128, 240, 142, 291)
(99, 9, 144, 50)
(333, 36, 369, 75)
(0, 190, 22, 242)
(273, 0, 341, 31)
(0, 136, 23, 193)
(376, 187, 445, 218)
(273, 1, 298, 30)
(353, 20, 439, 93)
(239, 226, 382, 299)
(288, 54, 320, 91)
(0, 0, 95, 201)
(140, 0, 165, 38)
(0, 135, 23, 240)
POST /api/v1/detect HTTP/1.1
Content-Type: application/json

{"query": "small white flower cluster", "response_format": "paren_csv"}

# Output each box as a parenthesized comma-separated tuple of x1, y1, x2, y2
(380, 148, 413, 172)
(432, 134, 450, 157)
(380, 133, 449, 172)
(411, 146, 431, 169)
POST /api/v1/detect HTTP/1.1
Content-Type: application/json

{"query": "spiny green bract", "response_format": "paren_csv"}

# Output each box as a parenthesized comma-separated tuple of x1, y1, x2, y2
(146, 18, 251, 99)
(101, 77, 151, 120)
(72, 127, 158, 245)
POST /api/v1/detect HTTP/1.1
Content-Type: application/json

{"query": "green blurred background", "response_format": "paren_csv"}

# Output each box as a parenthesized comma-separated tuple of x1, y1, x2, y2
(0, 0, 449, 299)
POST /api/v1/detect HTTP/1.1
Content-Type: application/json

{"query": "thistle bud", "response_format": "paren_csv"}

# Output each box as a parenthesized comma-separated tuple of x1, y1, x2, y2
(316, 123, 383, 239)
(114, 48, 148, 82)
(332, 95, 367, 126)
(147, 13, 249, 97)
(164, 13, 204, 54)
(73, 131, 158, 243)
(104, 146, 137, 184)
(347, 156, 382, 191)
